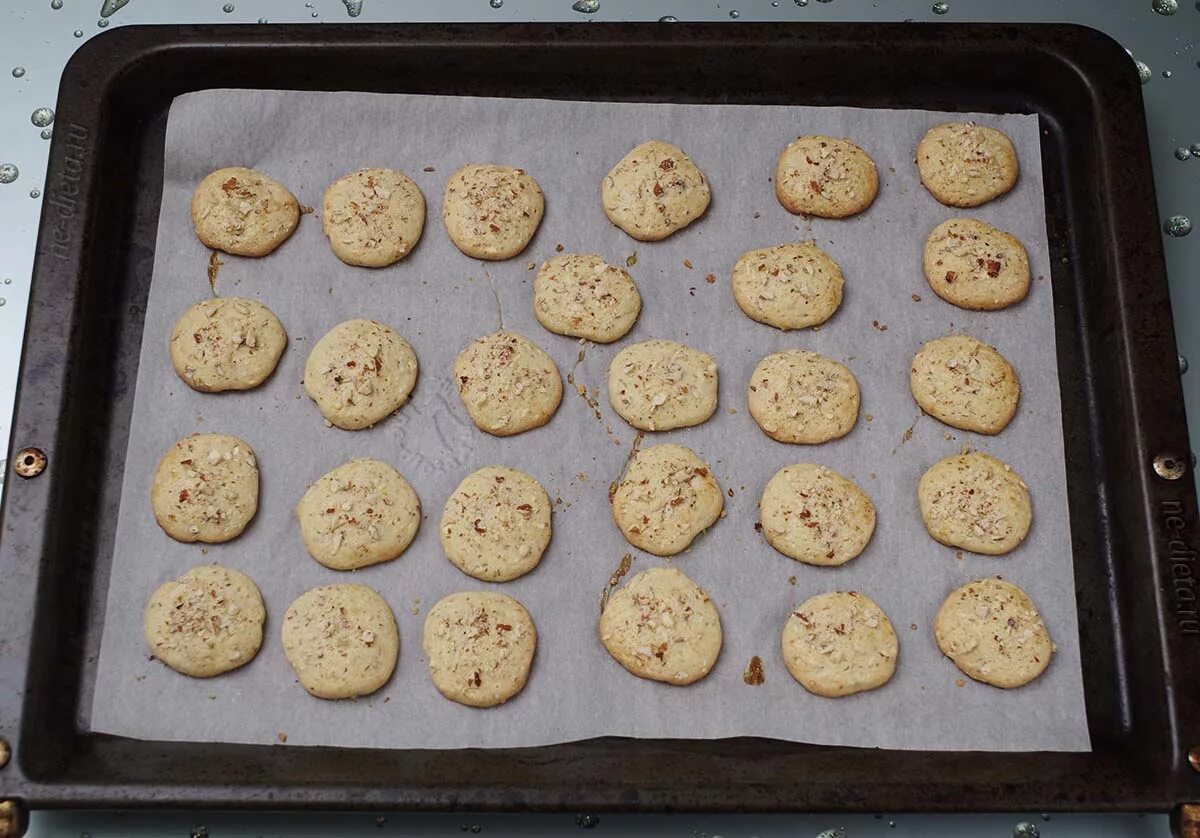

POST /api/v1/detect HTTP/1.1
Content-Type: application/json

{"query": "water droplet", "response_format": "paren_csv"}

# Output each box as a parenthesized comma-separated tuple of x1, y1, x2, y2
(1153, 0, 1179, 13)
(97, 18, 109, 27)
(575, 814, 600, 829)
(1164, 214, 1193, 237)
(1040, 814, 1051, 822)
(311, 10, 319, 16)
(729, 9, 740, 17)
(190, 827, 209, 838)
(888, 823, 897, 829)
(815, 830, 845, 838)
(1013, 823, 1040, 838)
(38, 127, 49, 140)
(815, 0, 834, 3)
(772, 1, 779, 5)
(29, 188, 40, 198)
(375, 816, 386, 827)
(1176, 146, 1192, 160)
(99, 0, 129, 17)
(0, 299, 7, 308)
(1136, 59, 1152, 82)
(932, 0, 949, 13)
(50, 0, 63, 8)
(31, 107, 54, 127)
(11, 67, 25, 78)
(469, 827, 482, 835)
(1180, 354, 1189, 374)
(658, 14, 678, 21)
(1163, 69, 1174, 77)
(257, 16, 268, 22)
(73, 29, 84, 37)
(794, 0, 809, 6)
(571, 0, 600, 12)
(3, 278, 11, 284)
(222, 2, 234, 12)
(0, 164, 18, 184)
(490, 0, 503, 7)
(343, 0, 364, 15)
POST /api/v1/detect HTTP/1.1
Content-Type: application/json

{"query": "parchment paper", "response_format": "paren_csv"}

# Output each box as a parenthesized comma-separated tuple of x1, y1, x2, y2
(89, 89, 1089, 752)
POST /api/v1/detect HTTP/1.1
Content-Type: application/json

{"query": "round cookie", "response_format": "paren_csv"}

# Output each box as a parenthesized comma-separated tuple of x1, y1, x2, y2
(781, 591, 898, 698)
(322, 167, 426, 267)
(607, 339, 719, 432)
(190, 166, 300, 257)
(747, 350, 860, 444)
(281, 584, 399, 700)
(611, 443, 723, 556)
(168, 297, 287, 393)
(144, 564, 265, 678)
(602, 140, 711, 242)
(533, 253, 641, 343)
(303, 318, 418, 430)
(918, 452, 1032, 555)
(442, 164, 544, 260)
(440, 466, 552, 582)
(775, 135, 879, 219)
(923, 218, 1031, 311)
(916, 123, 1018, 208)
(731, 242, 844, 331)
(295, 458, 421, 571)
(453, 331, 563, 436)
(423, 591, 537, 708)
(151, 433, 259, 544)
(599, 566, 722, 686)
(910, 335, 1020, 435)
(935, 577, 1054, 688)
(759, 464, 876, 566)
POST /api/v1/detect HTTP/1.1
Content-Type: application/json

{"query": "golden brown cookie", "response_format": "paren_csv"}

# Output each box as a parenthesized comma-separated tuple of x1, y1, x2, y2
(759, 464, 876, 566)
(781, 591, 898, 697)
(602, 140, 711, 241)
(918, 452, 1032, 555)
(423, 591, 537, 707)
(322, 167, 426, 267)
(453, 331, 563, 436)
(611, 443, 723, 556)
(442, 164, 544, 260)
(303, 318, 419, 430)
(168, 297, 287, 393)
(607, 339, 719, 432)
(909, 334, 1020, 434)
(150, 433, 258, 544)
(916, 123, 1018, 208)
(935, 577, 1054, 688)
(775, 135, 879, 218)
(533, 253, 641, 343)
(923, 218, 1031, 311)
(747, 350, 860, 444)
(190, 166, 299, 257)
(731, 242, 844, 331)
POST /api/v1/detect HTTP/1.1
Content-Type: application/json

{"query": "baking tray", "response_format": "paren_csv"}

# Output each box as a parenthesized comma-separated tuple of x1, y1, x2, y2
(0, 21, 1196, 821)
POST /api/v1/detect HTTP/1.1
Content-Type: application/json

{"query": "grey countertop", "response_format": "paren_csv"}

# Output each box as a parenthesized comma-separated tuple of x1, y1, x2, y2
(1, 1, 1195, 835)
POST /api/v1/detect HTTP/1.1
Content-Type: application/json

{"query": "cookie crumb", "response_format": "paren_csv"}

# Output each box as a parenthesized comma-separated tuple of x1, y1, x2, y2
(910, 623, 918, 631)
(788, 575, 797, 586)
(742, 655, 766, 685)
(683, 258, 694, 269)
(727, 406, 738, 414)
(422, 166, 436, 172)
(705, 273, 716, 284)
(277, 732, 288, 743)
(298, 204, 314, 215)
(752, 211, 761, 219)
(626, 251, 638, 267)
(955, 678, 966, 688)
(555, 243, 565, 252)
(912, 293, 922, 302)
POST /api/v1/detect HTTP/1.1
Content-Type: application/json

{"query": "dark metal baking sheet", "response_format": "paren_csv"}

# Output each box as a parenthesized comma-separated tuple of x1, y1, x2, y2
(0, 21, 1195, 817)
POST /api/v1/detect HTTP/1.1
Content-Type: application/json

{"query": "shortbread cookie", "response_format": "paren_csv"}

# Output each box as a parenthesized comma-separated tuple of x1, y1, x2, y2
(759, 464, 876, 566)
(303, 318, 418, 430)
(440, 466, 552, 582)
(533, 253, 641, 343)
(281, 584, 399, 700)
(453, 331, 562, 436)
(151, 433, 258, 544)
(935, 577, 1054, 688)
(190, 166, 299, 257)
(918, 452, 1032, 555)
(923, 218, 1031, 310)
(423, 591, 537, 707)
(322, 167, 426, 267)
(731, 242, 844, 330)
(910, 335, 1020, 434)
(144, 564, 265, 678)
(442, 164, 544, 260)
(602, 140, 711, 241)
(782, 591, 898, 697)
(169, 297, 287, 392)
(607, 339, 718, 432)
(775, 135, 879, 218)
(295, 458, 421, 571)
(916, 123, 1018, 207)
(599, 566, 722, 686)
(747, 350, 860, 444)
(611, 444, 723, 556)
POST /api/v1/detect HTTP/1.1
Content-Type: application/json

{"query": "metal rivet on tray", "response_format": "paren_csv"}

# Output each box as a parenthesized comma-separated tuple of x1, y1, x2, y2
(0, 739, 9, 769)
(1154, 452, 1186, 480)
(1190, 746, 1200, 772)
(13, 447, 46, 479)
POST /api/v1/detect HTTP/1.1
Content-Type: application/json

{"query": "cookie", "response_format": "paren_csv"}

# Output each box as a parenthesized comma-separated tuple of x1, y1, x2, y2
(533, 253, 641, 343)
(144, 564, 265, 678)
(611, 443, 723, 556)
(759, 464, 876, 566)
(303, 318, 418, 430)
(934, 577, 1054, 688)
(281, 584, 399, 700)
(599, 566, 722, 686)
(910, 335, 1020, 434)
(453, 331, 563, 436)
(747, 350, 860, 444)
(607, 339, 719, 432)
(423, 591, 537, 708)
(151, 433, 258, 544)
(918, 452, 1032, 555)
(774, 135, 879, 218)
(923, 218, 1031, 310)
(168, 297, 287, 392)
(916, 123, 1018, 208)
(295, 458, 421, 571)
(781, 591, 898, 698)
(322, 167, 426, 267)
(440, 466, 552, 582)
(190, 166, 300, 257)
(602, 140, 711, 241)
(731, 242, 844, 331)
(442, 164, 544, 260)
